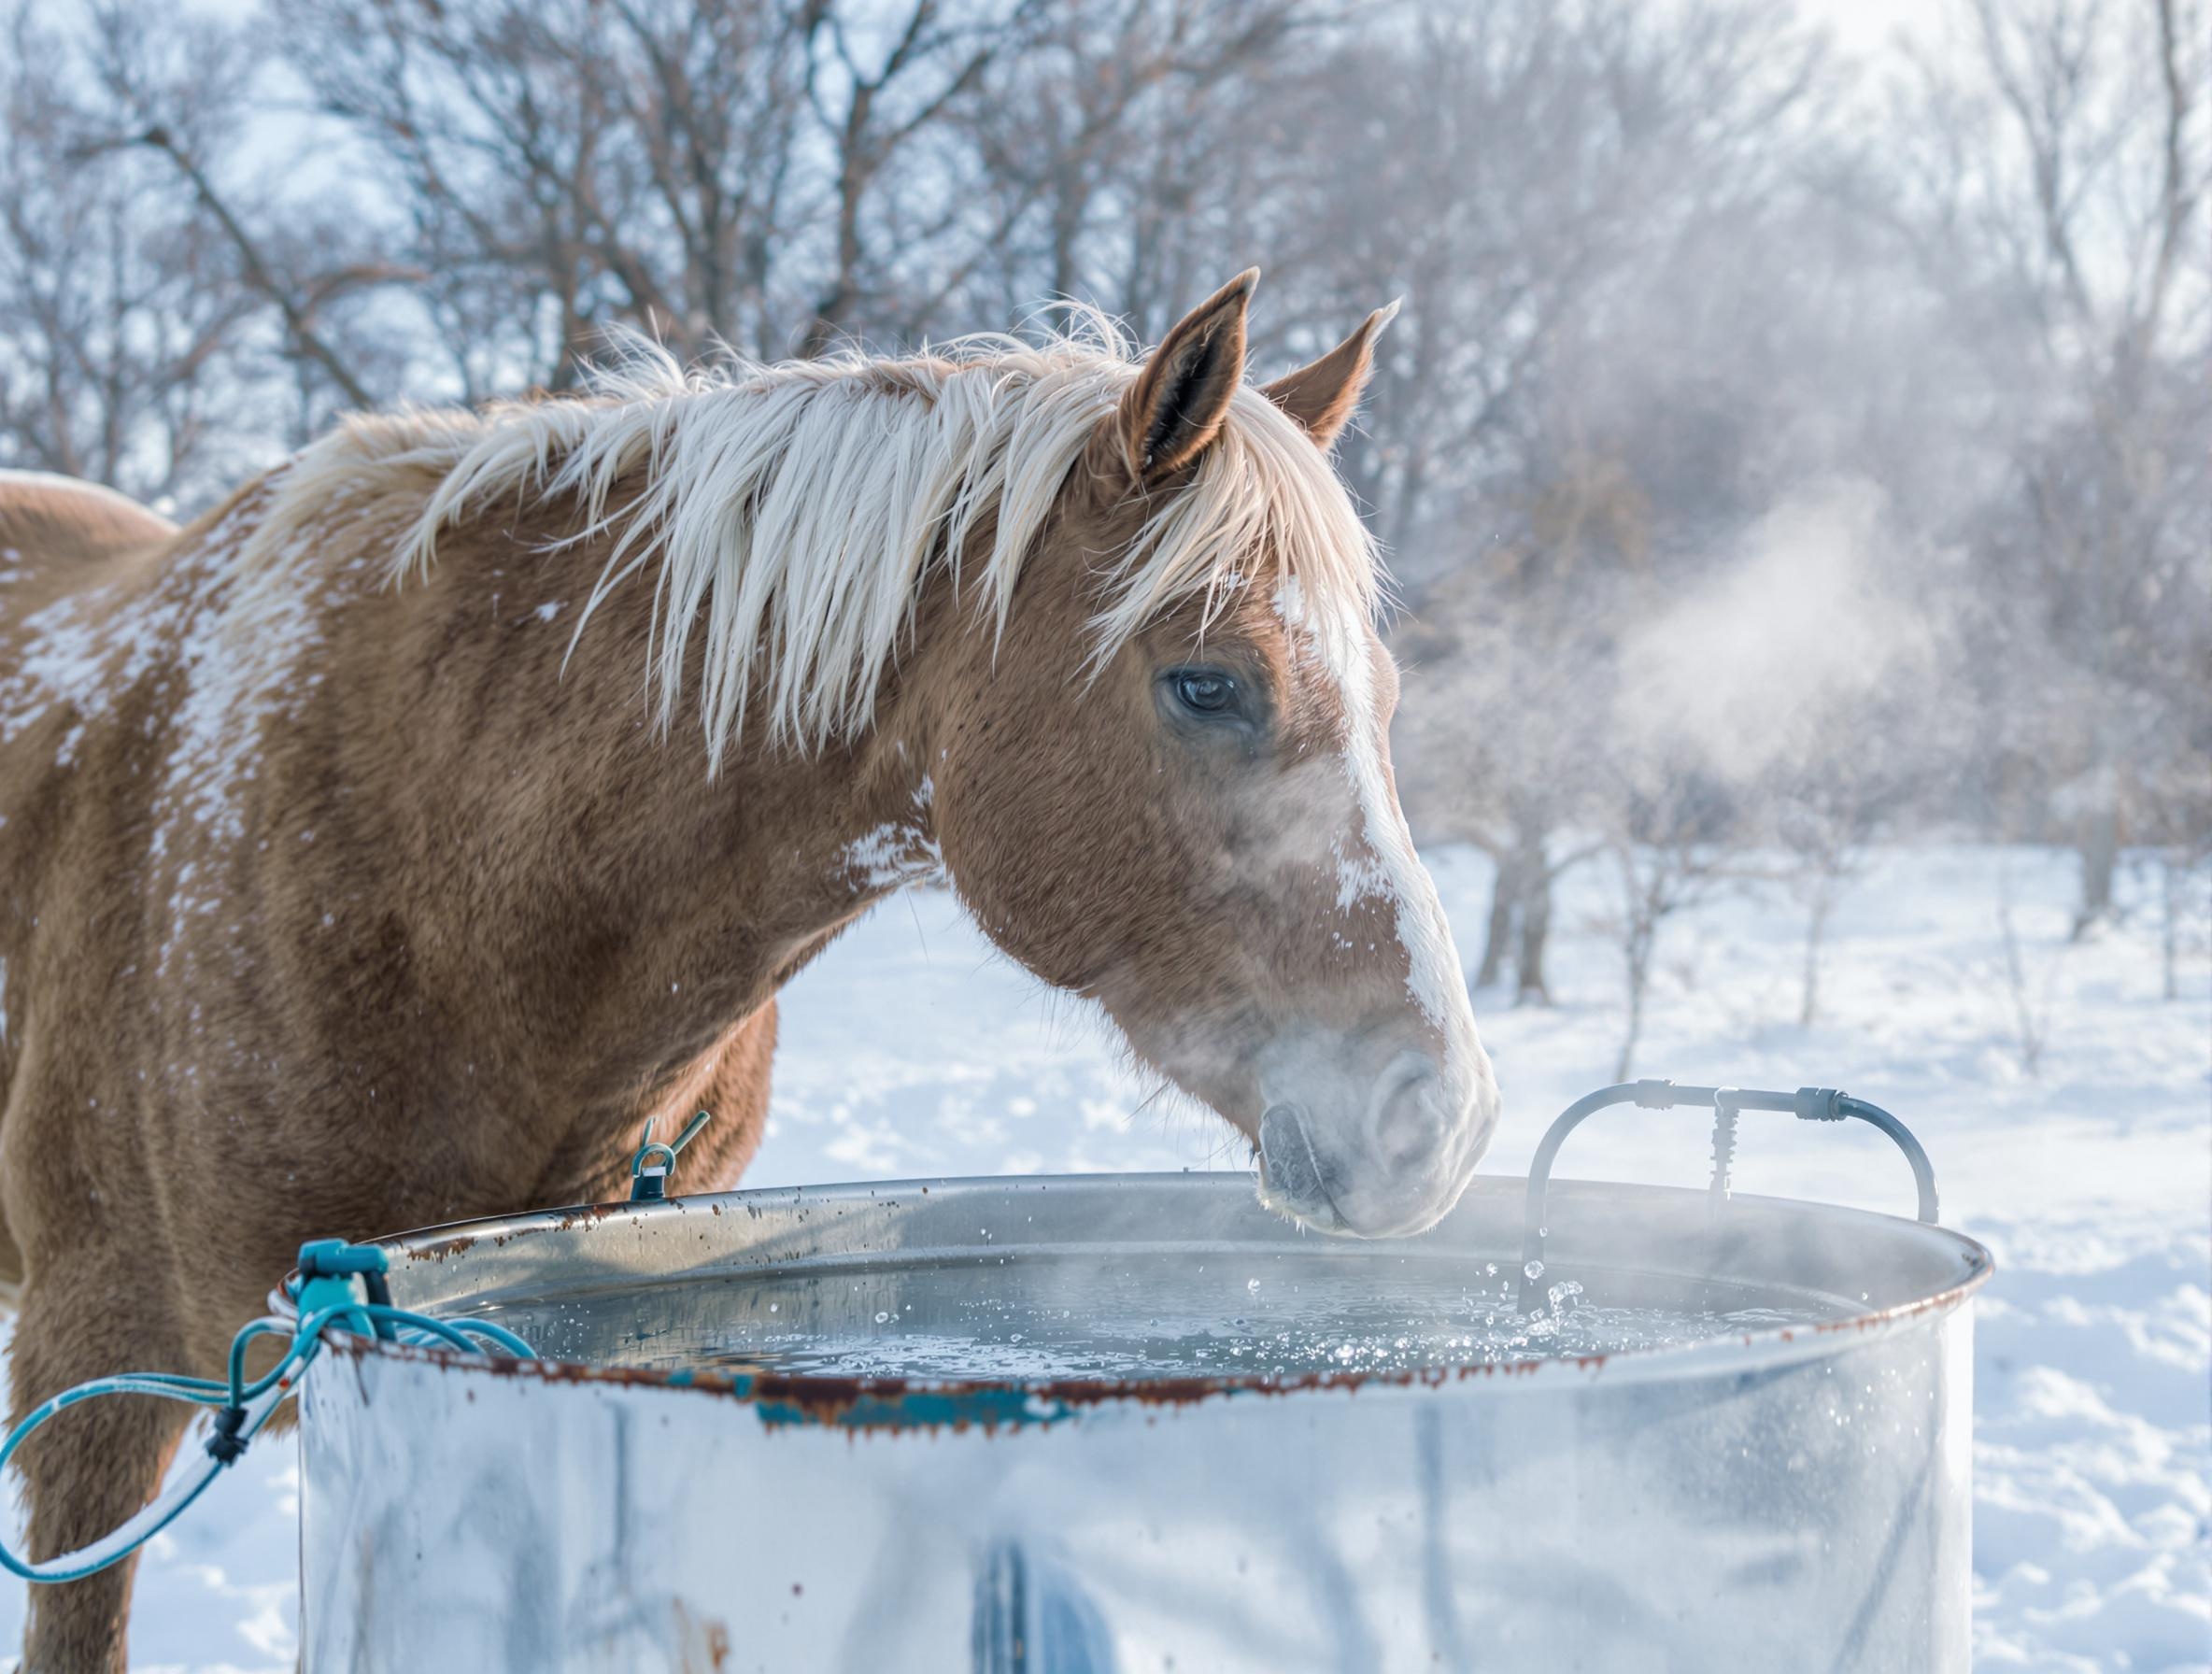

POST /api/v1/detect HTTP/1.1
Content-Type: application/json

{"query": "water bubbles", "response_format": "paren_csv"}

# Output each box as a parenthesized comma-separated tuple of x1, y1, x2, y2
(1246, 1277, 1261, 1292)
(514, 1247, 1843, 1383)
(1524, 1259, 1545, 1281)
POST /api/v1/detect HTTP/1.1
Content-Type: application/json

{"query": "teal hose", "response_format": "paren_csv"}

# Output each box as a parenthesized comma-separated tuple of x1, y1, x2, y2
(0, 1244, 533, 1584)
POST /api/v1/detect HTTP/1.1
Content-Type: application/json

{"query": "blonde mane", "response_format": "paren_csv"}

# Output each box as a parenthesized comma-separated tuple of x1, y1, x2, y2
(249, 314, 1381, 767)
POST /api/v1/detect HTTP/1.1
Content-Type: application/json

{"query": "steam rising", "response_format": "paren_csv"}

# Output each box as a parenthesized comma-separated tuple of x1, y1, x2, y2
(1613, 482, 1928, 785)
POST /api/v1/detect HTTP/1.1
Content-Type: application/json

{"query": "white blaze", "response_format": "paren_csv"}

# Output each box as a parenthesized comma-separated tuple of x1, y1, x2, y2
(1274, 578, 1473, 1039)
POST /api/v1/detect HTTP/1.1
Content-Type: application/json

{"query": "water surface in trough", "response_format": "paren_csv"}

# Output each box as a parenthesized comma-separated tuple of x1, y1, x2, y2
(464, 1246, 1854, 1383)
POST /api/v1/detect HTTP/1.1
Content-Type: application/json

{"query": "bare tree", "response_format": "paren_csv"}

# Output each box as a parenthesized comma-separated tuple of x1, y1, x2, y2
(1885, 0, 2211, 936)
(1265, 0, 1832, 561)
(1393, 532, 1627, 1006)
(946, 0, 1316, 341)
(1356, 0, 1845, 1007)
(795, 0, 1056, 352)
(1766, 760, 1917, 1029)
(1596, 767, 1736, 1082)
(280, 0, 1083, 376)
(0, 5, 265, 502)
(287, 0, 810, 377)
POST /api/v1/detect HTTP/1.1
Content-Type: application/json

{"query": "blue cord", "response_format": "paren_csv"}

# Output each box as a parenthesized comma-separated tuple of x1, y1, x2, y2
(0, 1241, 533, 1584)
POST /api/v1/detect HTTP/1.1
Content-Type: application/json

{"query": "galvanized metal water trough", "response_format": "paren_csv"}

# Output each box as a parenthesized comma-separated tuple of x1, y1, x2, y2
(289, 1082, 1991, 1673)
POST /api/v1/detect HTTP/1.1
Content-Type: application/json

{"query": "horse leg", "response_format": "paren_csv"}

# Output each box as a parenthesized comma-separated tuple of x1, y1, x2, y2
(9, 1273, 194, 1673)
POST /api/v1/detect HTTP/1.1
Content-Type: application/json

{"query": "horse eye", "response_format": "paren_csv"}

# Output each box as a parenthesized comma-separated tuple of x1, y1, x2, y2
(1173, 671, 1237, 716)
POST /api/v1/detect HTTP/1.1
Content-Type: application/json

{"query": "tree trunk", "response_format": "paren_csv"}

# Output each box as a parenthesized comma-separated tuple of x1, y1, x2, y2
(1516, 862, 1553, 1006)
(1473, 852, 1520, 989)
(1615, 916, 1652, 1082)
(2071, 803, 2120, 940)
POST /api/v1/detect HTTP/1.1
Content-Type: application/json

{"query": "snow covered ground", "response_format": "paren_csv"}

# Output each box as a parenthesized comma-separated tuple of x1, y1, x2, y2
(0, 842, 2204, 1671)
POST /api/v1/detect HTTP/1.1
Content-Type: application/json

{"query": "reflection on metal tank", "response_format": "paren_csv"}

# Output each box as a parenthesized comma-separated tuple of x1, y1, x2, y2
(294, 1141, 1988, 1674)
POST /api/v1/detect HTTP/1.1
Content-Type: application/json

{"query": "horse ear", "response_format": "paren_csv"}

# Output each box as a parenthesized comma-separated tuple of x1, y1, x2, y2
(1119, 269, 1258, 485)
(1260, 300, 1401, 450)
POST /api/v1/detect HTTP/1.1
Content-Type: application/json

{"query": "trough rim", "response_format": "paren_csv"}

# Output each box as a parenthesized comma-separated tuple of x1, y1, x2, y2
(286, 1171, 1994, 1429)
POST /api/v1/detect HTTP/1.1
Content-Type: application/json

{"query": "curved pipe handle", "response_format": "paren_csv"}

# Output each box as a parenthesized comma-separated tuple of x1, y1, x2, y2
(1516, 1080, 1941, 1311)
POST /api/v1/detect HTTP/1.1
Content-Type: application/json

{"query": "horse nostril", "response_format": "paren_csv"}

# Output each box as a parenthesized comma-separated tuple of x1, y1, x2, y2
(1372, 1068, 1445, 1171)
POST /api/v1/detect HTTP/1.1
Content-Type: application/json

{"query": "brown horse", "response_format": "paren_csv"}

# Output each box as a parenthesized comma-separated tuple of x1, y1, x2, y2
(0, 272, 1497, 1667)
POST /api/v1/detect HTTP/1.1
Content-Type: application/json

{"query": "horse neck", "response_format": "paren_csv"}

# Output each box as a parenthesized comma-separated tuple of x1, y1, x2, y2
(339, 504, 945, 1121)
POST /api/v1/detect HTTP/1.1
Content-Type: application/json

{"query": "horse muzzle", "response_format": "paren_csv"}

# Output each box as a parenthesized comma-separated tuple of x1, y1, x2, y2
(1255, 1047, 1497, 1239)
